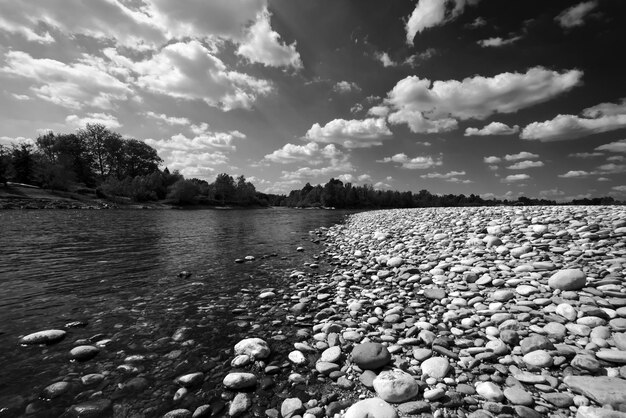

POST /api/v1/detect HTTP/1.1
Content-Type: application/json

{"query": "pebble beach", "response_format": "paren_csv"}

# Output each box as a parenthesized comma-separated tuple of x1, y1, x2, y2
(8, 205, 626, 418)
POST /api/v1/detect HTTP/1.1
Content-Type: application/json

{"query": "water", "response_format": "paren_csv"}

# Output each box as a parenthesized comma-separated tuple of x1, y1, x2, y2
(0, 208, 354, 414)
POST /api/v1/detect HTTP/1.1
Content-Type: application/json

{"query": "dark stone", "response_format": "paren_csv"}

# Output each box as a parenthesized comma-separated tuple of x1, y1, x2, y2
(351, 343, 391, 370)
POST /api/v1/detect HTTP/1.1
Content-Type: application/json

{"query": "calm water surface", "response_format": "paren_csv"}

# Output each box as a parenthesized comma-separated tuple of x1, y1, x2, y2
(0, 208, 354, 413)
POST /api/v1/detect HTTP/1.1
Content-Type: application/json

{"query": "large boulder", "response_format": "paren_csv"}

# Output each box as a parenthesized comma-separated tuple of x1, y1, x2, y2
(222, 373, 257, 390)
(564, 375, 626, 408)
(372, 369, 419, 403)
(352, 342, 391, 370)
(548, 269, 586, 291)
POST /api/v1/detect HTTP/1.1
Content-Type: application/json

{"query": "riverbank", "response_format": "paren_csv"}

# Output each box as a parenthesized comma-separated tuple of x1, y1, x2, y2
(204, 205, 626, 418)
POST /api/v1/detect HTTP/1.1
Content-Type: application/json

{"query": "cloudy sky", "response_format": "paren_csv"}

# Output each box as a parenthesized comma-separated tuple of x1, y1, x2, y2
(1, 0, 625, 200)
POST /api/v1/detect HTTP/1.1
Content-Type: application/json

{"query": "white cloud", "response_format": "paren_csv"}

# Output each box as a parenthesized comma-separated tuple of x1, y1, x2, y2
(368, 106, 390, 118)
(264, 142, 345, 165)
(12, 94, 30, 100)
(65, 113, 121, 129)
(464, 122, 519, 136)
(597, 177, 610, 182)
(403, 48, 437, 67)
(582, 98, 626, 118)
(144, 128, 245, 179)
(358, 174, 372, 182)
(504, 151, 539, 161)
(406, 0, 479, 45)
(385, 67, 581, 133)
(539, 188, 565, 197)
(333, 81, 361, 94)
(421, 170, 465, 179)
(596, 163, 626, 174)
(596, 139, 626, 153)
(1, 50, 133, 110)
(477, 35, 521, 47)
(375, 52, 396, 67)
(0, 136, 35, 147)
(558, 170, 590, 178)
(483, 156, 501, 164)
(144, 111, 190, 126)
(612, 185, 626, 192)
(133, 40, 273, 111)
(506, 160, 544, 170)
(556, 1, 598, 28)
(608, 155, 625, 162)
(503, 174, 530, 182)
(378, 153, 442, 169)
(304, 118, 393, 149)
(521, 114, 626, 141)
(350, 103, 364, 114)
(569, 152, 604, 158)
(236, 8, 302, 69)
(374, 182, 392, 190)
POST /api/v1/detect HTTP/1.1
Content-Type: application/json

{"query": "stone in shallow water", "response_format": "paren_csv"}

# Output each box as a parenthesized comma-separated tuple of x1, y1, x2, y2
(64, 399, 112, 417)
(345, 398, 397, 418)
(548, 269, 586, 291)
(69, 345, 99, 361)
(175, 372, 203, 388)
(233, 338, 270, 359)
(42, 382, 71, 399)
(351, 342, 391, 370)
(372, 369, 419, 403)
(222, 373, 257, 390)
(19, 329, 66, 345)
(564, 375, 626, 408)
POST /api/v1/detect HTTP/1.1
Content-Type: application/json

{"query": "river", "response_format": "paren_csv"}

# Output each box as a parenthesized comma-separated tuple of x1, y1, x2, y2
(0, 208, 354, 416)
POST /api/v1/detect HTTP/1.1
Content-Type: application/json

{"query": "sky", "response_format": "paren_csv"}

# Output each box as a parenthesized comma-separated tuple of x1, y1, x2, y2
(0, 0, 625, 200)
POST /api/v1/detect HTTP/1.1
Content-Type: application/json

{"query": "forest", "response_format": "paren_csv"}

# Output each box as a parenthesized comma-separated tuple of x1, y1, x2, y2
(0, 124, 621, 208)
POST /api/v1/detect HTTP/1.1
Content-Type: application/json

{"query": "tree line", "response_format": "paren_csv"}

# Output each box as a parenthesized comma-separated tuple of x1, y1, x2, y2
(0, 124, 274, 206)
(0, 125, 621, 207)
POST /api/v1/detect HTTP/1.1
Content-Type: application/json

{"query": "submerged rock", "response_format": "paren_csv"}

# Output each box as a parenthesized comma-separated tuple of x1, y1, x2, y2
(19, 329, 66, 345)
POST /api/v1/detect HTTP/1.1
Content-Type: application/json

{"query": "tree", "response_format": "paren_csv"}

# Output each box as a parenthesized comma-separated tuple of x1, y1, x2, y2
(79, 123, 122, 179)
(0, 145, 10, 186)
(122, 139, 162, 178)
(11, 143, 36, 184)
(167, 179, 199, 205)
(214, 173, 236, 204)
(235, 175, 256, 205)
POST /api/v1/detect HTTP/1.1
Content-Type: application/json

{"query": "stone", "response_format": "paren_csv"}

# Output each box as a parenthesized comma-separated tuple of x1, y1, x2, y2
(69, 345, 99, 361)
(192, 405, 212, 418)
(541, 392, 574, 408)
(387, 257, 403, 268)
(81, 374, 104, 386)
(320, 346, 342, 363)
(492, 289, 515, 302)
(556, 303, 578, 321)
(175, 372, 203, 388)
(476, 382, 503, 402)
(596, 350, 626, 364)
(351, 342, 391, 370)
(397, 401, 430, 415)
(288, 350, 307, 365)
(281, 398, 304, 418)
(42, 382, 71, 399)
(222, 373, 257, 390)
(523, 350, 553, 368)
(164, 410, 191, 418)
(315, 361, 340, 375)
(564, 375, 626, 408)
(359, 370, 377, 389)
(19, 329, 66, 345)
(64, 399, 112, 417)
(520, 335, 554, 355)
(424, 288, 446, 300)
(503, 386, 533, 406)
(229, 393, 251, 417)
(372, 369, 420, 403)
(420, 357, 450, 379)
(548, 269, 586, 291)
(576, 406, 626, 418)
(344, 398, 397, 418)
(234, 338, 270, 359)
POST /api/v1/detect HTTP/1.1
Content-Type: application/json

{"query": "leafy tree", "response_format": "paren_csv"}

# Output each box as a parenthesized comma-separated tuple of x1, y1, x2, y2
(0, 145, 10, 186)
(11, 143, 36, 184)
(167, 179, 199, 205)
(123, 139, 162, 178)
(79, 124, 122, 179)
(214, 173, 236, 204)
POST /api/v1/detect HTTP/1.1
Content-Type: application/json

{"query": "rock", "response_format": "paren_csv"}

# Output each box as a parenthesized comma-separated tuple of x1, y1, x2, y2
(192, 405, 212, 418)
(564, 375, 626, 408)
(175, 372, 204, 388)
(288, 350, 307, 365)
(523, 350, 553, 368)
(69, 345, 99, 361)
(548, 269, 586, 291)
(81, 374, 105, 386)
(520, 335, 554, 355)
(556, 303, 578, 321)
(281, 398, 304, 418)
(320, 346, 342, 363)
(234, 338, 270, 359)
(372, 369, 419, 403)
(396, 401, 430, 415)
(64, 399, 112, 417)
(424, 288, 446, 300)
(420, 357, 450, 379)
(503, 386, 533, 406)
(351, 342, 391, 370)
(222, 373, 257, 390)
(359, 370, 377, 389)
(344, 398, 398, 418)
(596, 350, 626, 364)
(542, 392, 574, 408)
(387, 257, 403, 268)
(476, 382, 504, 402)
(576, 406, 626, 417)
(315, 361, 340, 375)
(229, 393, 251, 417)
(19, 329, 66, 345)
(164, 410, 192, 418)
(42, 381, 71, 399)
(492, 289, 515, 302)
